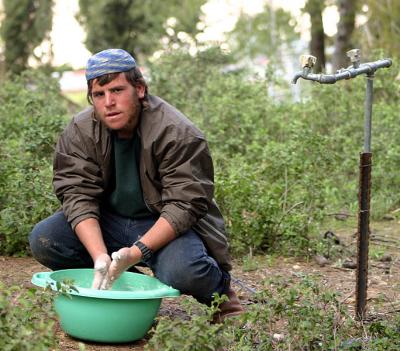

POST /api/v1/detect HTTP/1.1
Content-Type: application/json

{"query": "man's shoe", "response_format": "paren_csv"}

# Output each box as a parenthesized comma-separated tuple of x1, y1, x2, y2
(212, 287, 244, 324)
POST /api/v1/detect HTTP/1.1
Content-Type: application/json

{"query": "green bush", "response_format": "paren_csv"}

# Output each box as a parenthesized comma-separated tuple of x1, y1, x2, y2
(146, 295, 233, 351)
(0, 49, 399, 258)
(0, 70, 67, 255)
(147, 275, 400, 350)
(243, 275, 400, 350)
(0, 283, 57, 351)
(150, 49, 326, 255)
(149, 48, 400, 256)
(216, 132, 331, 255)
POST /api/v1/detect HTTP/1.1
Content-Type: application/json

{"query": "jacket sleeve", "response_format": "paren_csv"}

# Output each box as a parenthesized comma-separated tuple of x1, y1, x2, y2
(53, 120, 104, 230)
(156, 131, 215, 235)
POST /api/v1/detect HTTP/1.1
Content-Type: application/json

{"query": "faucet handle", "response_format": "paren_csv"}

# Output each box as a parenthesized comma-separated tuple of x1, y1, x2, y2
(347, 49, 361, 66)
(300, 55, 317, 69)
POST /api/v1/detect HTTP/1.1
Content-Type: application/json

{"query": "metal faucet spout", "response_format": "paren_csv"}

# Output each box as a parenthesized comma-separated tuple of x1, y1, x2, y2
(292, 71, 304, 84)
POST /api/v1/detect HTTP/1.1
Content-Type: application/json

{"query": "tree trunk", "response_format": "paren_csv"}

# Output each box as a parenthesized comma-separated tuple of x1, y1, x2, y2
(305, 0, 326, 73)
(332, 0, 357, 71)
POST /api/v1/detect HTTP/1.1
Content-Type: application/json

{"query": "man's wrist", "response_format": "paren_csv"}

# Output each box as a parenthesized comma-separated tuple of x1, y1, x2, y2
(133, 240, 153, 262)
(129, 245, 142, 260)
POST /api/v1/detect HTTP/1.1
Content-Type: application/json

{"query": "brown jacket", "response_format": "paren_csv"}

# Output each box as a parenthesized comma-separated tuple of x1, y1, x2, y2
(53, 95, 231, 270)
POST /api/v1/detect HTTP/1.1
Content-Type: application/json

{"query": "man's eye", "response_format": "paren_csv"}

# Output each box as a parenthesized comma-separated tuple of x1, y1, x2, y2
(92, 92, 103, 98)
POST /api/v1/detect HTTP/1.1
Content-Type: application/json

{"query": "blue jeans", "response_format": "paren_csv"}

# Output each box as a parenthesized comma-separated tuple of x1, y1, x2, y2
(29, 209, 230, 304)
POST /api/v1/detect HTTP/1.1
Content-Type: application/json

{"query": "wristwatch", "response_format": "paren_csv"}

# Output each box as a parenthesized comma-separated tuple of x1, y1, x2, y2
(134, 240, 153, 262)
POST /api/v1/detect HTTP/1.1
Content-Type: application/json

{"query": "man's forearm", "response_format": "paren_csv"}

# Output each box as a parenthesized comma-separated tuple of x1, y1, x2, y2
(138, 216, 176, 252)
(75, 217, 108, 262)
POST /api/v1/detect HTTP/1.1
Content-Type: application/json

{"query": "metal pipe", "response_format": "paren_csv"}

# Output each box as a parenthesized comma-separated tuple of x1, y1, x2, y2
(354, 73, 374, 320)
(356, 152, 372, 319)
(292, 59, 392, 85)
(291, 50, 392, 321)
(363, 75, 374, 153)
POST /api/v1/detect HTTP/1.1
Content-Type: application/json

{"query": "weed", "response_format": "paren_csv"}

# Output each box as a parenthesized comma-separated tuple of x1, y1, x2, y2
(146, 294, 234, 351)
(242, 253, 259, 272)
(147, 275, 400, 350)
(0, 282, 58, 351)
(0, 70, 67, 255)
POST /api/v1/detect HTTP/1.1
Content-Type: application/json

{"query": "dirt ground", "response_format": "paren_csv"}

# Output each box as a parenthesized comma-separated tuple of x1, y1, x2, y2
(1, 219, 399, 350)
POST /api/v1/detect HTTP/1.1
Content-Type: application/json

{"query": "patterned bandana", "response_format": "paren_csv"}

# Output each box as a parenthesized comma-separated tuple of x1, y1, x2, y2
(85, 49, 136, 81)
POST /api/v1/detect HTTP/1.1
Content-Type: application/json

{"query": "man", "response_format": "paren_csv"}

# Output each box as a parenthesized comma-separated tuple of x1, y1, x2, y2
(29, 49, 243, 321)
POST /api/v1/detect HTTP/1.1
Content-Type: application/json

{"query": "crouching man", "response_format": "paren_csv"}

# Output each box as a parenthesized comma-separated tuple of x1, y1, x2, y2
(29, 49, 243, 322)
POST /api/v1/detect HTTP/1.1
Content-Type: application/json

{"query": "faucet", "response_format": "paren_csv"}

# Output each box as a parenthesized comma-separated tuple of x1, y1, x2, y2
(292, 49, 392, 85)
(291, 48, 393, 321)
(292, 54, 317, 84)
(347, 48, 361, 68)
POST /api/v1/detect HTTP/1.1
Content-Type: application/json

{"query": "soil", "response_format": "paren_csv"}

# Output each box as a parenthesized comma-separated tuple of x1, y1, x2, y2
(1, 219, 399, 351)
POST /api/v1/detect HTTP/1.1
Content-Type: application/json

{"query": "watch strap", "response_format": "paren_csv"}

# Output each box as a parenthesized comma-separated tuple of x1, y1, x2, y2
(134, 240, 153, 262)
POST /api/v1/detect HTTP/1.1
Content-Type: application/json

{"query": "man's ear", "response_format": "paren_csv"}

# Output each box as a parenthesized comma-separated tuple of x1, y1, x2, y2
(136, 85, 145, 99)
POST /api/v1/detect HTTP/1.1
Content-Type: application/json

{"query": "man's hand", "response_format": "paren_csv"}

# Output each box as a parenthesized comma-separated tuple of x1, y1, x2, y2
(108, 246, 142, 286)
(92, 253, 111, 289)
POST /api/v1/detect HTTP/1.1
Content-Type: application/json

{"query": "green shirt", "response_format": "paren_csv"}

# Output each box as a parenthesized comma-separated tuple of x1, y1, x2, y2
(107, 132, 151, 218)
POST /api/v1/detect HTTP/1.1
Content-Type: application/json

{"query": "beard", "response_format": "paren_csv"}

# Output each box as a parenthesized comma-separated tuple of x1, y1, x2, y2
(94, 93, 142, 139)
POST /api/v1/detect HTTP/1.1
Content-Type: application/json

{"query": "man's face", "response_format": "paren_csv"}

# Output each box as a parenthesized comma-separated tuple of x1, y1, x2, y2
(91, 73, 145, 139)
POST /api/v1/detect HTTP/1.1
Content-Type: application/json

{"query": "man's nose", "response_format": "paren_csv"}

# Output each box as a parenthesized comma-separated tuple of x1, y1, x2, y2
(105, 92, 115, 107)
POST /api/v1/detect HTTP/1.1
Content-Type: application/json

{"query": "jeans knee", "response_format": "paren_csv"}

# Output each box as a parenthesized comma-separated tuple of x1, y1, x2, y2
(28, 226, 69, 270)
(155, 255, 228, 299)
(29, 225, 51, 262)
(29, 224, 41, 254)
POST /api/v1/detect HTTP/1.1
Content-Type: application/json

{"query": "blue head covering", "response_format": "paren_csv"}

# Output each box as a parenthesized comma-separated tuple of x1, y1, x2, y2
(85, 49, 136, 81)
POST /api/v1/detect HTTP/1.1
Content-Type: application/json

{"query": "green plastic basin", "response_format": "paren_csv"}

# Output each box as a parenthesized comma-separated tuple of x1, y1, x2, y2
(32, 269, 180, 343)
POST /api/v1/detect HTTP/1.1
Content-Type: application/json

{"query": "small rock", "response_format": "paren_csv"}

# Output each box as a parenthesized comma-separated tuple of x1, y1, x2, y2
(342, 260, 357, 269)
(369, 277, 387, 286)
(314, 255, 329, 267)
(324, 231, 341, 245)
(379, 255, 392, 262)
(369, 278, 379, 285)
(335, 213, 349, 221)
(273, 333, 284, 341)
(382, 214, 395, 221)
(292, 265, 301, 270)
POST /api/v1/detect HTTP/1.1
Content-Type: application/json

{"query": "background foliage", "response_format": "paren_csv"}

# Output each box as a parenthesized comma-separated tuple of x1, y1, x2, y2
(0, 49, 398, 258)
(77, 0, 206, 59)
(0, 283, 57, 351)
(0, 0, 54, 75)
(147, 275, 400, 350)
(149, 48, 400, 256)
(0, 71, 67, 255)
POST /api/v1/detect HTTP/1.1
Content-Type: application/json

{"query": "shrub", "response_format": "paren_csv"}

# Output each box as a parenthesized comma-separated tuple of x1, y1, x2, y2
(147, 275, 400, 350)
(1, 49, 399, 258)
(149, 48, 400, 256)
(0, 283, 57, 351)
(146, 295, 233, 351)
(0, 70, 67, 255)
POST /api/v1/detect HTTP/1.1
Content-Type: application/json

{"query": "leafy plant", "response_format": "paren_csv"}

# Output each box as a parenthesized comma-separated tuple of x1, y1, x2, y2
(231, 275, 356, 350)
(149, 48, 400, 257)
(1, 48, 399, 260)
(147, 275, 400, 350)
(0, 283, 58, 351)
(146, 294, 233, 351)
(0, 70, 67, 255)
